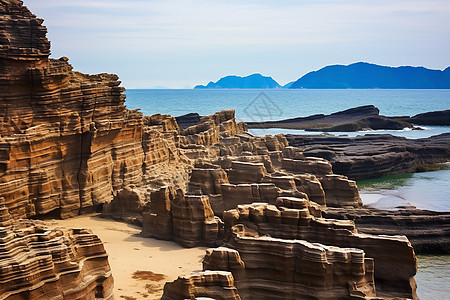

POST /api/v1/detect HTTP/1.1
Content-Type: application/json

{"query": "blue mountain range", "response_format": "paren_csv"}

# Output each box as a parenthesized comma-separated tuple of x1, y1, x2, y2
(290, 62, 450, 89)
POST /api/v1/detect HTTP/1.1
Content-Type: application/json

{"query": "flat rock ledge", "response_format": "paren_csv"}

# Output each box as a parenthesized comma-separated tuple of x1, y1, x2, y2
(286, 133, 450, 180)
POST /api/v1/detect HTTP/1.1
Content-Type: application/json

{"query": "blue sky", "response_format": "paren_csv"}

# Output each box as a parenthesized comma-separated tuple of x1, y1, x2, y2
(26, 0, 450, 88)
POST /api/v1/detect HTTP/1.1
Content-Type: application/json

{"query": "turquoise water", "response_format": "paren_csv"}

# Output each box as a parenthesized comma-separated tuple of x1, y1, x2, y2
(125, 89, 450, 298)
(358, 168, 450, 211)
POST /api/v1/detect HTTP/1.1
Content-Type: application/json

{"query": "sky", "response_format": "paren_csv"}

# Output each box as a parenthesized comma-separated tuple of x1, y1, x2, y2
(26, 0, 450, 89)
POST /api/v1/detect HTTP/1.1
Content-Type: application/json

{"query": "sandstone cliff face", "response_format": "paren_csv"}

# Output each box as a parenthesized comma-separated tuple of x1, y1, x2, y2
(0, 0, 191, 220)
(0, 198, 113, 299)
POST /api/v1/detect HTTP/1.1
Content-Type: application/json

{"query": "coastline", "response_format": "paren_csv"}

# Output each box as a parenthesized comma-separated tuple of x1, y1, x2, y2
(1, 2, 448, 299)
(51, 215, 206, 300)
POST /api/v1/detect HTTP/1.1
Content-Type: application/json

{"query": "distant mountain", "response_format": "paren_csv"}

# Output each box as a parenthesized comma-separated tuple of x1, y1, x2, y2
(194, 73, 281, 89)
(290, 62, 450, 89)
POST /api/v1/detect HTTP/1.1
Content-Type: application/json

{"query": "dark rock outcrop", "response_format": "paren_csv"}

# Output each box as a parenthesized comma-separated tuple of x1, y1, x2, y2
(247, 105, 413, 132)
(410, 109, 450, 126)
(286, 133, 450, 180)
(323, 207, 450, 254)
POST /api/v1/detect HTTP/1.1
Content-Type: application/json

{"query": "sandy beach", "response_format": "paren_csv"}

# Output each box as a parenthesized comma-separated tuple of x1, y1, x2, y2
(51, 215, 206, 300)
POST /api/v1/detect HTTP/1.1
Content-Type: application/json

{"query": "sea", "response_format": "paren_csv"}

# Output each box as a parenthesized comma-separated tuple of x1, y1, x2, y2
(125, 89, 450, 299)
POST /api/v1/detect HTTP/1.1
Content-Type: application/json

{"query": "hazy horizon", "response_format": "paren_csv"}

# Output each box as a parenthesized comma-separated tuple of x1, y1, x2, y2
(26, 0, 450, 89)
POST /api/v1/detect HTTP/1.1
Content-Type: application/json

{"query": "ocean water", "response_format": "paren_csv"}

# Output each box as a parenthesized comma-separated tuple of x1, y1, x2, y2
(125, 89, 450, 298)
(124, 89, 450, 120)
(416, 255, 450, 300)
(125, 89, 450, 139)
(358, 168, 450, 211)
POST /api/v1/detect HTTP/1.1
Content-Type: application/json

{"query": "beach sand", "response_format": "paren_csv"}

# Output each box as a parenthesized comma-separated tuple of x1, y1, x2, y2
(51, 214, 206, 300)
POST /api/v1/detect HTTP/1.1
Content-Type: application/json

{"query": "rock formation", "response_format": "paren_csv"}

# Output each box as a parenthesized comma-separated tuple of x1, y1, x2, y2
(247, 105, 413, 131)
(323, 207, 450, 254)
(163, 201, 418, 299)
(221, 203, 417, 299)
(0, 2, 428, 299)
(161, 270, 241, 300)
(286, 133, 450, 180)
(0, 198, 113, 299)
(0, 0, 191, 220)
(141, 186, 223, 247)
(410, 109, 450, 126)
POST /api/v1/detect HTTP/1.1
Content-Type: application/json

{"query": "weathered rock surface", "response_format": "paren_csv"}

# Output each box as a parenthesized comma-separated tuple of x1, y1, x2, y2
(247, 105, 413, 131)
(286, 133, 450, 180)
(138, 112, 362, 246)
(141, 186, 222, 247)
(410, 109, 450, 126)
(204, 237, 376, 300)
(0, 198, 113, 299)
(323, 207, 450, 254)
(218, 202, 417, 299)
(0, 0, 191, 220)
(161, 270, 241, 300)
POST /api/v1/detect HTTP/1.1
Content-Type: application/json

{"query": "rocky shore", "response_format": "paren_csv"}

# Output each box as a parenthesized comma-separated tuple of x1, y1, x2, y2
(0, 1, 448, 299)
(247, 105, 450, 131)
(286, 133, 450, 180)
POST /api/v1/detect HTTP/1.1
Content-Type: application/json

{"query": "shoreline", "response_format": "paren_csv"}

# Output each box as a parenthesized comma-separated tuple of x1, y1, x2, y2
(48, 214, 449, 299)
(51, 215, 206, 300)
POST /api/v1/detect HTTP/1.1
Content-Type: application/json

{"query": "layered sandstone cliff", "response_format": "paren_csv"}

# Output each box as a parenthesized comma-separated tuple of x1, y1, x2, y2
(0, 0, 191, 220)
(0, 198, 113, 299)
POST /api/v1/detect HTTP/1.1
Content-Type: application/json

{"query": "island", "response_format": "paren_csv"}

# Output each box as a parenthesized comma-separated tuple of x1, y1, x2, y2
(194, 73, 281, 89)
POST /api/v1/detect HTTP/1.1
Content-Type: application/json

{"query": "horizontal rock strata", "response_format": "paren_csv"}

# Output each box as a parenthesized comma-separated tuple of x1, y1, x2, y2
(161, 270, 241, 300)
(222, 203, 417, 299)
(286, 133, 450, 180)
(323, 207, 450, 254)
(0, 198, 113, 299)
(0, 0, 192, 220)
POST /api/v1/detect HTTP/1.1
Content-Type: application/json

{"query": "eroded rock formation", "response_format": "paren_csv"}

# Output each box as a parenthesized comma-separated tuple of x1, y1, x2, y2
(0, 198, 113, 299)
(161, 270, 241, 300)
(247, 105, 413, 132)
(221, 202, 417, 299)
(1, 2, 426, 299)
(323, 207, 450, 254)
(0, 0, 191, 220)
(287, 133, 450, 180)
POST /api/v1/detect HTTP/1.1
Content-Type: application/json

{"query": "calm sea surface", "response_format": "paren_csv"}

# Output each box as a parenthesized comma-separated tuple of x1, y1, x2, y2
(125, 89, 450, 298)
